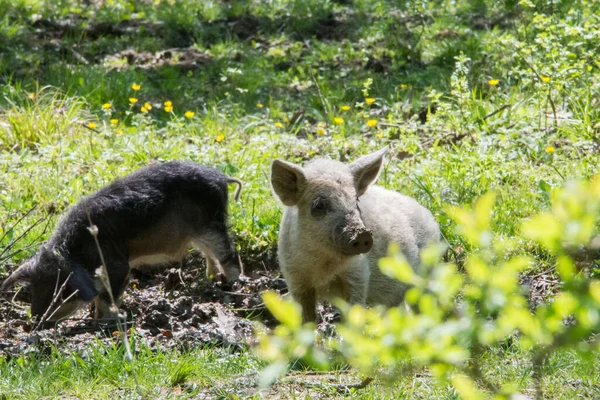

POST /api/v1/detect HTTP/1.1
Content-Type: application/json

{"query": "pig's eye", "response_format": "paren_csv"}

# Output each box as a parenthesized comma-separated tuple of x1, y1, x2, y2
(311, 197, 329, 218)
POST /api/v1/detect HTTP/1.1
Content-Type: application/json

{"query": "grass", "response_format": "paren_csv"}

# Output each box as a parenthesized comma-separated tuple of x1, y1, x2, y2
(1, 339, 261, 398)
(1, 339, 598, 398)
(1, 0, 600, 398)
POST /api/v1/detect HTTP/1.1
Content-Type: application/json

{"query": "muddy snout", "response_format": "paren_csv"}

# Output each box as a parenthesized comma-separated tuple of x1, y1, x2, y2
(335, 223, 373, 256)
(348, 230, 373, 255)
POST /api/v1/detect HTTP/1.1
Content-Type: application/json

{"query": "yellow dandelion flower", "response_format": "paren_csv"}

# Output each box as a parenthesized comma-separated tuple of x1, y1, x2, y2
(164, 105, 173, 113)
(400, 84, 408, 89)
(216, 134, 225, 142)
(365, 97, 376, 105)
(110, 119, 118, 125)
(164, 100, 172, 107)
(541, 76, 550, 83)
(88, 122, 97, 129)
(141, 106, 148, 113)
(129, 97, 138, 104)
(28, 92, 35, 100)
(256, 103, 264, 108)
(275, 122, 283, 128)
(131, 83, 141, 91)
(366, 119, 377, 127)
(185, 111, 195, 119)
(144, 102, 152, 110)
(488, 79, 499, 86)
(545, 146, 555, 153)
(333, 117, 344, 125)
(102, 103, 112, 109)
(317, 128, 326, 135)
(341, 105, 351, 111)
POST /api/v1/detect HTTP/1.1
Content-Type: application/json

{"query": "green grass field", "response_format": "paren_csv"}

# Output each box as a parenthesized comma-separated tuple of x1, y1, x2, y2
(1, 0, 600, 398)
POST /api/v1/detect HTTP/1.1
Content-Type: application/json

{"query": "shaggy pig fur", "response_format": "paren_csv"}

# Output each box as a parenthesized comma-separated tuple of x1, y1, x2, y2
(1, 161, 243, 322)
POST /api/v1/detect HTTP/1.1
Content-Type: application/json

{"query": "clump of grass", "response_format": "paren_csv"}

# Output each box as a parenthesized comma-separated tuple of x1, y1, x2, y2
(0, 87, 88, 150)
(169, 359, 196, 387)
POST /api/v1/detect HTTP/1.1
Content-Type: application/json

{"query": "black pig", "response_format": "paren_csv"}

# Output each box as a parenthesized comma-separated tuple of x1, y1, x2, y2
(1, 161, 244, 322)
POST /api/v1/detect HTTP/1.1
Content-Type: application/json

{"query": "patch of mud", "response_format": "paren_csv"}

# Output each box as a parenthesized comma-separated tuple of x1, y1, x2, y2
(520, 269, 561, 311)
(0, 253, 287, 358)
(104, 48, 212, 71)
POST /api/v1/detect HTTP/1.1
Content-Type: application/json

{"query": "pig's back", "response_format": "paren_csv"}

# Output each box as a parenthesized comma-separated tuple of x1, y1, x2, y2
(358, 185, 440, 265)
(52, 162, 231, 250)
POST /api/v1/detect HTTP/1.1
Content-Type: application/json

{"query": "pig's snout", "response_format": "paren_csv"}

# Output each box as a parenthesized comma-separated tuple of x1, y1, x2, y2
(220, 248, 244, 282)
(348, 230, 373, 255)
(335, 221, 373, 256)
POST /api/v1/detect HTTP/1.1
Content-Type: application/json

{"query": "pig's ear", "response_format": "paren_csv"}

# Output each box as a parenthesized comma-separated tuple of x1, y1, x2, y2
(0, 259, 35, 291)
(349, 147, 388, 196)
(271, 159, 307, 206)
(69, 264, 97, 302)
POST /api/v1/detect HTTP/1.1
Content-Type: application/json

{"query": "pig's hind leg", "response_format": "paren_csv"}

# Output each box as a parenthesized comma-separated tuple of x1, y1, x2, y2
(193, 225, 243, 282)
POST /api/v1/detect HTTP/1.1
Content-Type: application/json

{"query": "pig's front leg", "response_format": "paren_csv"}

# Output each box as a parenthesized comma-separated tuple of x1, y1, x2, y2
(291, 286, 317, 324)
(338, 261, 370, 306)
(94, 256, 130, 319)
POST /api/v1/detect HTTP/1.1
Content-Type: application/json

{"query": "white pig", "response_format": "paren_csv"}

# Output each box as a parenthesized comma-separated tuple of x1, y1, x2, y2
(271, 147, 440, 322)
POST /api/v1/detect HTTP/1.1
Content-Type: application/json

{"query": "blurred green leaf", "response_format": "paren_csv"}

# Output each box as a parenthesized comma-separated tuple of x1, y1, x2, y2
(379, 243, 418, 285)
(262, 291, 302, 329)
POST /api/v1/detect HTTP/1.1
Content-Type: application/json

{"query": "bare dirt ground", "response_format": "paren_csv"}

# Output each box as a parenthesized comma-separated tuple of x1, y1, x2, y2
(0, 249, 558, 355)
(0, 253, 287, 358)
